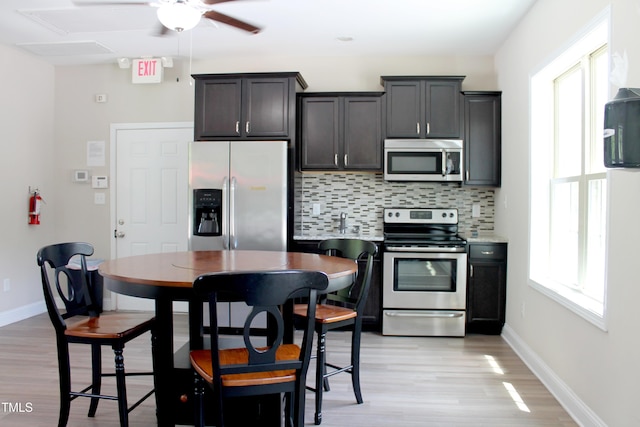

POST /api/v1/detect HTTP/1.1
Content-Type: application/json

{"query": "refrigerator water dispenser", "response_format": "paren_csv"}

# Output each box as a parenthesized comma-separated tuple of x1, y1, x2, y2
(193, 189, 221, 236)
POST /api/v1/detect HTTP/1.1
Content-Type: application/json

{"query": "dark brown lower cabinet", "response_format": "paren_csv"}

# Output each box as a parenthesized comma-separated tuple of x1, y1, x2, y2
(466, 243, 507, 335)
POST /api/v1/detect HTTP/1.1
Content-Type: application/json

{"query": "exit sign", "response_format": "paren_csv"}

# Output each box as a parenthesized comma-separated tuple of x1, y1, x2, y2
(132, 58, 163, 84)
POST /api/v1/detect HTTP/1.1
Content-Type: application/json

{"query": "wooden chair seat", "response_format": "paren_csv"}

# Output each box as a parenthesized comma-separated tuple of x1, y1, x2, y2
(190, 344, 301, 387)
(65, 313, 156, 341)
(294, 304, 357, 324)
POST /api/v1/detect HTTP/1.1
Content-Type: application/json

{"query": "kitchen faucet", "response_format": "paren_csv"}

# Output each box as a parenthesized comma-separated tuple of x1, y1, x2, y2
(339, 212, 347, 234)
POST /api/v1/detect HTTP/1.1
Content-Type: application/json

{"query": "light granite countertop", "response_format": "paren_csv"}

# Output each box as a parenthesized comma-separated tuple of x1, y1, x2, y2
(294, 232, 505, 244)
(293, 233, 384, 242)
(461, 232, 508, 243)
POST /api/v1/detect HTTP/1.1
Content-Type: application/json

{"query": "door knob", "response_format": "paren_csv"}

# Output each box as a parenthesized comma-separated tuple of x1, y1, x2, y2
(114, 230, 125, 238)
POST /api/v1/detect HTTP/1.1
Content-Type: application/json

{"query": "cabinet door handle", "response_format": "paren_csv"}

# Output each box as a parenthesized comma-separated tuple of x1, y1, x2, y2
(334, 154, 338, 166)
(235, 121, 240, 135)
(470, 265, 473, 277)
(427, 122, 430, 135)
(416, 122, 420, 135)
(344, 154, 348, 166)
(245, 121, 250, 134)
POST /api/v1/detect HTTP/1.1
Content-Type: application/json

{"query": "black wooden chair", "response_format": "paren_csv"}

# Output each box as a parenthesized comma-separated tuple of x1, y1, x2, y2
(189, 269, 329, 427)
(293, 238, 377, 425)
(36, 242, 156, 427)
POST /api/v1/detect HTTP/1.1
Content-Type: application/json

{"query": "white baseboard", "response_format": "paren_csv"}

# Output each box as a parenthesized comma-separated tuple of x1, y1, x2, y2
(501, 324, 606, 427)
(0, 295, 119, 329)
(0, 301, 46, 328)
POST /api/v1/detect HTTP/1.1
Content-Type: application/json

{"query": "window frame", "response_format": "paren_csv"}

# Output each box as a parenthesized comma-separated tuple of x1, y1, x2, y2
(529, 11, 609, 330)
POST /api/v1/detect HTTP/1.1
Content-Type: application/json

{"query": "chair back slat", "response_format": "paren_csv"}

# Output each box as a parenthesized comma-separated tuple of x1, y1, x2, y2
(318, 239, 377, 312)
(37, 242, 98, 333)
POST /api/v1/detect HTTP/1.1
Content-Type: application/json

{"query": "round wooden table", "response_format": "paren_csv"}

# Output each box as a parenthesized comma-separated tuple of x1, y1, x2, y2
(99, 250, 357, 427)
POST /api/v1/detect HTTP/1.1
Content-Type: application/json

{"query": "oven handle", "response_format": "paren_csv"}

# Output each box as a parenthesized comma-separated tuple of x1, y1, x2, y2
(384, 311, 464, 318)
(384, 246, 466, 253)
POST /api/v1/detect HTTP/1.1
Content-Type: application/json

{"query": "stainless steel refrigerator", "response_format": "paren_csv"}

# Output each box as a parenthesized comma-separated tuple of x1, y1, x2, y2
(189, 140, 288, 329)
(188, 140, 288, 252)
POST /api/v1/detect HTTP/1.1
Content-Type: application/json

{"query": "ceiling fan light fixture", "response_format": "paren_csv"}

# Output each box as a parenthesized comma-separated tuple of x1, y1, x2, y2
(157, 2, 202, 32)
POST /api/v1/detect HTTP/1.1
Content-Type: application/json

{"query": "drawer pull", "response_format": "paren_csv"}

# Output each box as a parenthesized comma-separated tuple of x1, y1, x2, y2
(481, 251, 494, 255)
(385, 311, 463, 319)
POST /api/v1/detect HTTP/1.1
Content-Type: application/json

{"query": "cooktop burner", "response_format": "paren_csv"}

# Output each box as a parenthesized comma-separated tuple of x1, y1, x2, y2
(383, 207, 466, 249)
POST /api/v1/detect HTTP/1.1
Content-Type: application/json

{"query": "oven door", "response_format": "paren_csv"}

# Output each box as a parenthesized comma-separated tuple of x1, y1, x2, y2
(383, 250, 467, 310)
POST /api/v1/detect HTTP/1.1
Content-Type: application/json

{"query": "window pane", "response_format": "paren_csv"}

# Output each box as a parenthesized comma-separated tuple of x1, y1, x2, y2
(590, 49, 608, 173)
(584, 178, 606, 301)
(555, 69, 583, 177)
(549, 181, 579, 286)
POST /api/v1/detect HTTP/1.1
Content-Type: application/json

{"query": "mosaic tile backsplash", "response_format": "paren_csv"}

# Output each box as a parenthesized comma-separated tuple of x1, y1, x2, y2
(294, 172, 495, 236)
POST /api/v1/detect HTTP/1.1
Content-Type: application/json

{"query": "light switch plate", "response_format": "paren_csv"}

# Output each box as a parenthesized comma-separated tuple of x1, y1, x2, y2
(472, 204, 481, 218)
(92, 175, 108, 189)
(312, 203, 321, 215)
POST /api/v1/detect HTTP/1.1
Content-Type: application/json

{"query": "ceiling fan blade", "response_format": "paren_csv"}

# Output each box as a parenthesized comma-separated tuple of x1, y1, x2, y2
(203, 10, 261, 34)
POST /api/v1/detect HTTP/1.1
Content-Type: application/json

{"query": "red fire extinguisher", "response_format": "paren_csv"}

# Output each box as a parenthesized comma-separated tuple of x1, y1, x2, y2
(28, 191, 43, 225)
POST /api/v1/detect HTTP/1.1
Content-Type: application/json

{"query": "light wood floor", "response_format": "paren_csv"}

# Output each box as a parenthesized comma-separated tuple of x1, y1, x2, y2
(0, 313, 576, 426)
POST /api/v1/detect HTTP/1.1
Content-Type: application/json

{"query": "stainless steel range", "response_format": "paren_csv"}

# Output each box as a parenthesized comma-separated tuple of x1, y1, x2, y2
(382, 207, 467, 337)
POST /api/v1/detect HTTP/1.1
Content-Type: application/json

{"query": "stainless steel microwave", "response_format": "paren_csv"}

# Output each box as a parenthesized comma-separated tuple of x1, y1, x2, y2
(383, 139, 464, 182)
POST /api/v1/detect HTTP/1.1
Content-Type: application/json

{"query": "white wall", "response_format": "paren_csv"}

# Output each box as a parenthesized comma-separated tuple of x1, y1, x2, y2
(495, 0, 640, 425)
(0, 45, 56, 323)
(53, 64, 195, 259)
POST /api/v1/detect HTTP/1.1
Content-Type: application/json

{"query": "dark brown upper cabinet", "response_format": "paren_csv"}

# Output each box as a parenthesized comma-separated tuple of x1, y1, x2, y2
(193, 73, 307, 140)
(381, 76, 464, 139)
(298, 93, 383, 171)
(463, 91, 502, 187)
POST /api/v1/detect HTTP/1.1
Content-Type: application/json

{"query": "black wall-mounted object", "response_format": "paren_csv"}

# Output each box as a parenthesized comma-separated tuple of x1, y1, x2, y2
(604, 88, 640, 168)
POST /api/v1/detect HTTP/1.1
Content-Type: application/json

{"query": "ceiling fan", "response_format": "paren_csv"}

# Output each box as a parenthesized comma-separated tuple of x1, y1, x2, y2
(74, 0, 262, 34)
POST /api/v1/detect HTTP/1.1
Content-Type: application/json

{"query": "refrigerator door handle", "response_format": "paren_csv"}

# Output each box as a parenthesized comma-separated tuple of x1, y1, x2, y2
(230, 176, 238, 249)
(222, 176, 229, 249)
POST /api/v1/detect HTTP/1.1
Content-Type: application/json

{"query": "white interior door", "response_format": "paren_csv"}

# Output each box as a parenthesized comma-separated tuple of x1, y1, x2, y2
(112, 123, 192, 311)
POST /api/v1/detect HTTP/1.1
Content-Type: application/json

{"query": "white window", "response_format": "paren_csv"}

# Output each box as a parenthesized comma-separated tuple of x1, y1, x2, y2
(529, 12, 609, 329)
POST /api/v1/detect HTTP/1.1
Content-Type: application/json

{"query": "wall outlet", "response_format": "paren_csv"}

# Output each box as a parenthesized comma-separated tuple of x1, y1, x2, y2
(3, 278, 10, 292)
(472, 203, 481, 218)
(312, 203, 321, 215)
(94, 192, 106, 205)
